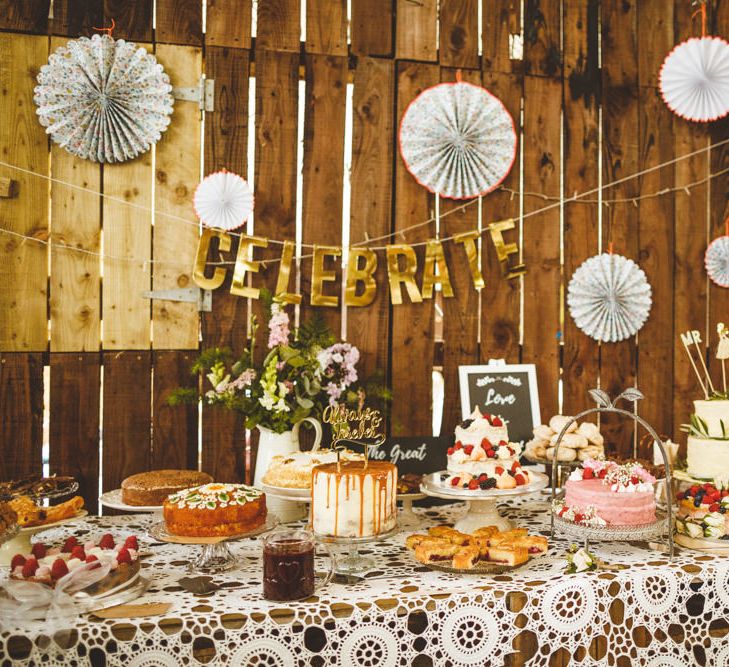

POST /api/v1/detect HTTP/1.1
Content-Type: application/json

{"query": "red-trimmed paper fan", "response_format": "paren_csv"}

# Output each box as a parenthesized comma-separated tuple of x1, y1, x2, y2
(193, 171, 254, 231)
(398, 80, 517, 200)
(659, 36, 729, 122)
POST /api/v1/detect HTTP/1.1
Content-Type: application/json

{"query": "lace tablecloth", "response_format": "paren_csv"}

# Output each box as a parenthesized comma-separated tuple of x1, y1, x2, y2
(1, 494, 728, 666)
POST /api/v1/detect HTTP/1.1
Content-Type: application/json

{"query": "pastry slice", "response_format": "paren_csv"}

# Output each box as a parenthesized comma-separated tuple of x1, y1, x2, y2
(488, 528, 528, 546)
(472, 526, 499, 539)
(488, 545, 528, 566)
(511, 535, 549, 555)
(405, 534, 430, 550)
(471, 536, 490, 559)
(414, 541, 458, 564)
(428, 526, 470, 545)
(453, 546, 480, 570)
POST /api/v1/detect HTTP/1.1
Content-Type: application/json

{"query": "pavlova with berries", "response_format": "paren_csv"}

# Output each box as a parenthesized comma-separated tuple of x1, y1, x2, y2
(442, 409, 532, 491)
(675, 482, 729, 540)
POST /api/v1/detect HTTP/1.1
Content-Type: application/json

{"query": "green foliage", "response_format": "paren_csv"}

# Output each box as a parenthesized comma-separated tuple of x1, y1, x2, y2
(297, 311, 335, 349)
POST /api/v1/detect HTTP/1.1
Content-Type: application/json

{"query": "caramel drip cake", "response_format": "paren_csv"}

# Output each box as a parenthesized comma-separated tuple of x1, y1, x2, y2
(311, 461, 397, 538)
(121, 469, 213, 506)
(163, 483, 266, 537)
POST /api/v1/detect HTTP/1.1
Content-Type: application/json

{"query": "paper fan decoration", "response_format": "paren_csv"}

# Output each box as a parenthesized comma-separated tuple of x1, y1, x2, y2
(399, 81, 517, 200)
(193, 171, 254, 231)
(34, 34, 174, 163)
(567, 253, 653, 343)
(659, 36, 729, 122)
(705, 236, 729, 287)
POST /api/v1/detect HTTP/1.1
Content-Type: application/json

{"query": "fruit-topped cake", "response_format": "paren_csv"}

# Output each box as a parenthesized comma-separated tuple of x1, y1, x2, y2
(675, 482, 729, 540)
(9, 533, 141, 594)
(163, 483, 267, 538)
(560, 459, 657, 526)
(444, 408, 531, 490)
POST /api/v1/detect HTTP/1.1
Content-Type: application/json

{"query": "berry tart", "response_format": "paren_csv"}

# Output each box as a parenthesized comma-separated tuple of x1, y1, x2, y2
(443, 409, 531, 490)
(675, 482, 729, 540)
(9, 534, 141, 594)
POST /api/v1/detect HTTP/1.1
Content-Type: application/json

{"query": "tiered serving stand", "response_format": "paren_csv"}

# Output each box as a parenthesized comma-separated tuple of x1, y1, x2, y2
(420, 471, 549, 532)
(549, 387, 674, 558)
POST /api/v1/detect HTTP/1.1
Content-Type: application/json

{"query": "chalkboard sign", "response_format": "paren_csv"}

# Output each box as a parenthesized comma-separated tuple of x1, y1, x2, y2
(458, 364, 541, 446)
(369, 436, 448, 476)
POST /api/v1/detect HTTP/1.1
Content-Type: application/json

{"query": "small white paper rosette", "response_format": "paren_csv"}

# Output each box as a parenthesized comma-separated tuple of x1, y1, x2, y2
(34, 34, 174, 163)
(706, 236, 729, 287)
(193, 171, 254, 231)
(659, 36, 729, 122)
(567, 253, 653, 343)
(398, 81, 517, 200)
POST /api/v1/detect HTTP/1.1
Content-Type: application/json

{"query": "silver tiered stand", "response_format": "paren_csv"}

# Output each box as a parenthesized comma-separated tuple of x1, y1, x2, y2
(549, 387, 674, 559)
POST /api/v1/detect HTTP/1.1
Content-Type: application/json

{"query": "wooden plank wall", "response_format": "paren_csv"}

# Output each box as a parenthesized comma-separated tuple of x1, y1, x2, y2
(0, 0, 728, 502)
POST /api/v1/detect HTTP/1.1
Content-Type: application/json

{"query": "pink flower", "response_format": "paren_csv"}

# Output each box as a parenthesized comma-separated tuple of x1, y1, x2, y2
(267, 304, 290, 349)
(230, 369, 256, 390)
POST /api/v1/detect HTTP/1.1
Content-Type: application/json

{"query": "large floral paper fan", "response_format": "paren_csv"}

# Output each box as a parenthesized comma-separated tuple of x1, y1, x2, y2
(194, 171, 254, 231)
(567, 253, 653, 343)
(659, 37, 729, 122)
(705, 236, 729, 287)
(399, 81, 517, 200)
(34, 34, 174, 163)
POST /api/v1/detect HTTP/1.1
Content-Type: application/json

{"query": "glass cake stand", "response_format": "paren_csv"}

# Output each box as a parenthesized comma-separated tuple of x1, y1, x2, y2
(148, 515, 279, 574)
(313, 525, 399, 575)
(420, 472, 549, 533)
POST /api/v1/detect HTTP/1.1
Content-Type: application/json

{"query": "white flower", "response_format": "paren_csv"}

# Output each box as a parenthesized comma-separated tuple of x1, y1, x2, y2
(332, 352, 343, 363)
(571, 548, 594, 573)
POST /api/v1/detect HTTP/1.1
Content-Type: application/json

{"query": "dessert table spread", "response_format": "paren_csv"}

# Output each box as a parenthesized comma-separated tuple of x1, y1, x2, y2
(2, 494, 728, 667)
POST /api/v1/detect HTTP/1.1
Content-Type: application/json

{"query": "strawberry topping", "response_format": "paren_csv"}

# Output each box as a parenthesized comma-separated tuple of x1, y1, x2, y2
(51, 558, 69, 580)
(710, 502, 721, 512)
(451, 476, 461, 487)
(10, 554, 26, 569)
(511, 461, 520, 472)
(463, 444, 474, 455)
(447, 447, 455, 456)
(124, 536, 139, 551)
(491, 416, 503, 427)
(99, 533, 115, 550)
(116, 547, 133, 565)
(582, 467, 594, 480)
(70, 545, 86, 561)
(21, 558, 39, 578)
(495, 466, 504, 475)
(31, 543, 47, 559)
(467, 479, 479, 490)
(454, 441, 463, 450)
(514, 474, 526, 486)
(61, 536, 77, 553)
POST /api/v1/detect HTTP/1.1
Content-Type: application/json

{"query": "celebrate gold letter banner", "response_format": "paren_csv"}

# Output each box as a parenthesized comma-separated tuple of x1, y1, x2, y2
(193, 221, 524, 307)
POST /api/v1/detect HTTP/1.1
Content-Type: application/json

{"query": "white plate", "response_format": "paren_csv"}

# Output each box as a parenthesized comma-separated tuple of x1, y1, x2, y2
(20, 510, 88, 533)
(421, 471, 549, 499)
(100, 489, 162, 513)
(260, 483, 311, 502)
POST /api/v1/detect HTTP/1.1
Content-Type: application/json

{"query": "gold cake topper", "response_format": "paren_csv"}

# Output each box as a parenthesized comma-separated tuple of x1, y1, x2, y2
(322, 404, 385, 469)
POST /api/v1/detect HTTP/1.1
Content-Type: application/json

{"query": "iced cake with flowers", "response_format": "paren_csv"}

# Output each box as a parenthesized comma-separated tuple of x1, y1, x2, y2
(163, 483, 266, 537)
(561, 459, 656, 526)
(444, 408, 531, 490)
(10, 533, 140, 593)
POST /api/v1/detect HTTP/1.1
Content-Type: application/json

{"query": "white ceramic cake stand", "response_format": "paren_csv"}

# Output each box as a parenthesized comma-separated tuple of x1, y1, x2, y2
(398, 492, 427, 529)
(313, 525, 399, 575)
(420, 472, 549, 533)
(260, 484, 310, 523)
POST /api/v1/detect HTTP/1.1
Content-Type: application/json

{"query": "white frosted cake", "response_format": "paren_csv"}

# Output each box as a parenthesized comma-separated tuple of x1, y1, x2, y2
(311, 461, 397, 537)
(444, 408, 530, 490)
(262, 449, 364, 489)
(687, 399, 729, 479)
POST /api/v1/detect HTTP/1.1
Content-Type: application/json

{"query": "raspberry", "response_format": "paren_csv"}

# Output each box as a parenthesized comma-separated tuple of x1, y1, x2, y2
(704, 483, 714, 491)
(124, 536, 139, 551)
(464, 445, 474, 455)
(10, 554, 26, 569)
(31, 543, 47, 559)
(99, 534, 115, 550)
(61, 536, 77, 553)
(116, 547, 132, 565)
(486, 449, 495, 458)
(676, 491, 684, 500)
(468, 479, 479, 490)
(710, 491, 722, 502)
(690, 485, 700, 496)
(70, 546, 86, 561)
(51, 558, 69, 580)
(447, 447, 455, 456)
(478, 473, 488, 481)
(630, 476, 640, 485)
(495, 466, 504, 475)
(21, 559, 38, 578)
(451, 477, 461, 487)
(582, 468, 594, 480)
(491, 416, 503, 427)
(710, 503, 721, 512)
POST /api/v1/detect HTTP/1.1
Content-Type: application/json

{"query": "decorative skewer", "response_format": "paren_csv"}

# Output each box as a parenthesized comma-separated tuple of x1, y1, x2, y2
(716, 323, 729, 395)
(691, 330, 716, 395)
(680, 330, 709, 398)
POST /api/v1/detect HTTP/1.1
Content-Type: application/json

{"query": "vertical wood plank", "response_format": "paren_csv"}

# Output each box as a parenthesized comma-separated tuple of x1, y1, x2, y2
(306, 0, 348, 56)
(102, 155, 152, 350)
(439, 0, 479, 69)
(481, 0, 522, 364)
(49, 353, 100, 514)
(0, 1, 49, 32)
(152, 350, 198, 471)
(351, 0, 393, 57)
(562, 0, 600, 417)
(348, 57, 394, 380)
(300, 54, 347, 334)
(205, 0, 252, 48)
(391, 61, 439, 435)
(522, 1, 561, 422)
(0, 354, 43, 481)
(439, 67, 480, 435)
(635, 0, 675, 451)
(155, 0, 202, 46)
(0, 33, 48, 352)
(256, 0, 301, 53)
(396, 0, 437, 61)
(50, 35, 101, 353)
(152, 44, 202, 350)
(601, 0, 639, 456)
(103, 0, 153, 42)
(102, 352, 151, 495)
(50, 0, 102, 37)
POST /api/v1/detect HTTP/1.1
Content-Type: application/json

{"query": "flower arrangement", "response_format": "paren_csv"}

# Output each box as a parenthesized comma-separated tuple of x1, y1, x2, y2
(169, 292, 390, 433)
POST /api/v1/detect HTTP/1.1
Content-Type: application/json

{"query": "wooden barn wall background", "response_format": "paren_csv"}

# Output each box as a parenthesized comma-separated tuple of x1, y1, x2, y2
(0, 0, 728, 512)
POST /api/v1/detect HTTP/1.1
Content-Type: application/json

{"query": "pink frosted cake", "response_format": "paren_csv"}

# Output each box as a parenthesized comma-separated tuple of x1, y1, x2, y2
(561, 459, 656, 526)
